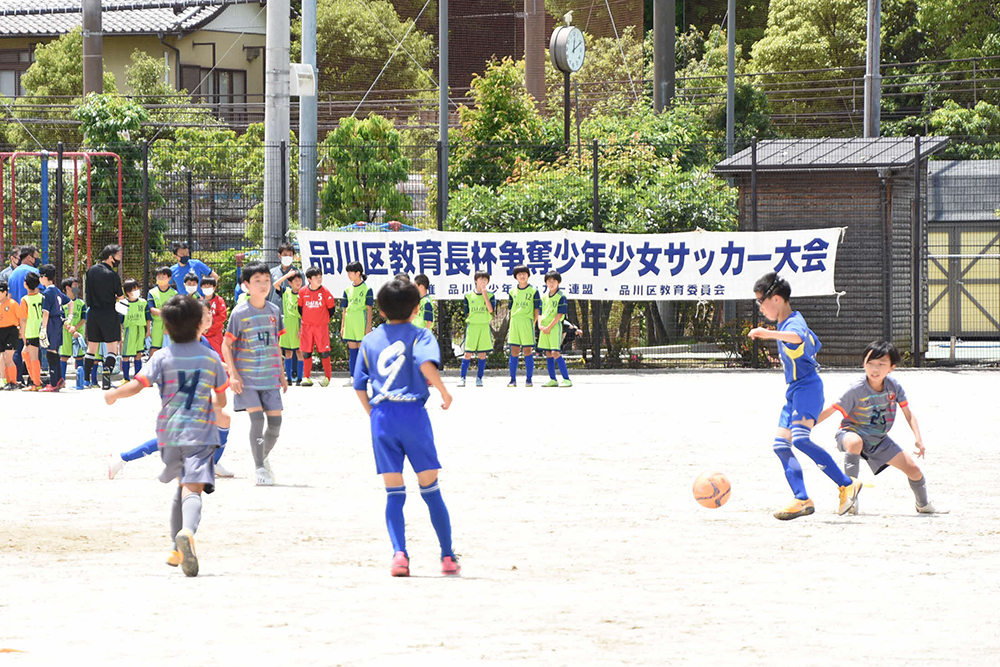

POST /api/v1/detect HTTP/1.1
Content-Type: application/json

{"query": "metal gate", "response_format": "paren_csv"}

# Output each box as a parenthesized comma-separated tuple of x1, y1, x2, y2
(926, 224, 1000, 339)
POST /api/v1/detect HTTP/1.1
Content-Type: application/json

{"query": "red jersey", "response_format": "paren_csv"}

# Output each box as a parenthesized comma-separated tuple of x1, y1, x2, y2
(298, 285, 336, 327)
(205, 294, 228, 356)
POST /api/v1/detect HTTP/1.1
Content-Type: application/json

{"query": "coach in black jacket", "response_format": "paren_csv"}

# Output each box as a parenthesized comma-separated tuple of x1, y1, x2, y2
(84, 244, 124, 390)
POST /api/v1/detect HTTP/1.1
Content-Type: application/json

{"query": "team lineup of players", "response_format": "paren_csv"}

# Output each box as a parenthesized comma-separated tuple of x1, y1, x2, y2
(2, 239, 947, 578)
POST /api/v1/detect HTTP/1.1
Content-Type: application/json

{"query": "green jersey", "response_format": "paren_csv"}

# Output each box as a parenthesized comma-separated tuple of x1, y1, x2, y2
(122, 298, 149, 332)
(413, 294, 435, 329)
(341, 282, 374, 341)
(463, 290, 495, 325)
(509, 285, 540, 322)
(148, 286, 177, 345)
(280, 288, 302, 347)
(62, 298, 85, 329)
(540, 289, 567, 327)
(22, 293, 43, 338)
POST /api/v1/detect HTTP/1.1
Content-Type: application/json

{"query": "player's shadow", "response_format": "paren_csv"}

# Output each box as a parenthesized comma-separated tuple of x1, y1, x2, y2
(267, 483, 313, 489)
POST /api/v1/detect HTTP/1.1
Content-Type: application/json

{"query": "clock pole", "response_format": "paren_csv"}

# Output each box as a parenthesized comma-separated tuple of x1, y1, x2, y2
(564, 70, 571, 148)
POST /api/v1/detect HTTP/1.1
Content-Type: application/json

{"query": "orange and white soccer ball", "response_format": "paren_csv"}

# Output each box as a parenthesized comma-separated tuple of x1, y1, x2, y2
(693, 472, 731, 508)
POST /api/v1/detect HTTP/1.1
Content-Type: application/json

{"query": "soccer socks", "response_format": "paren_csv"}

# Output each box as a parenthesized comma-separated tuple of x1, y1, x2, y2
(460, 358, 470, 379)
(46, 352, 61, 386)
(348, 347, 359, 376)
(248, 411, 266, 468)
(509, 355, 519, 382)
(385, 486, 407, 555)
(790, 426, 853, 487)
(321, 355, 332, 379)
(60, 359, 68, 382)
(84, 353, 95, 383)
(181, 493, 203, 534)
(122, 359, 131, 382)
(121, 437, 159, 462)
(134, 358, 142, 376)
(477, 358, 486, 380)
(420, 481, 455, 559)
(284, 357, 294, 382)
(557, 357, 570, 380)
(90, 361, 98, 385)
(263, 415, 282, 459)
(546, 357, 556, 380)
(525, 354, 534, 383)
(296, 359, 304, 380)
(213, 427, 230, 464)
(909, 475, 930, 506)
(170, 487, 183, 547)
(303, 355, 312, 379)
(28, 358, 41, 386)
(844, 453, 862, 479)
(773, 437, 808, 500)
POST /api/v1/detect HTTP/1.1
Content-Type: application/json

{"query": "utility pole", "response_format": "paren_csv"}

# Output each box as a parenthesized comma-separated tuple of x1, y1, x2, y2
(439, 0, 449, 222)
(863, 0, 882, 138)
(299, 0, 318, 230)
(264, 0, 291, 264)
(524, 0, 546, 107)
(82, 0, 102, 96)
(726, 0, 735, 156)
(652, 0, 675, 112)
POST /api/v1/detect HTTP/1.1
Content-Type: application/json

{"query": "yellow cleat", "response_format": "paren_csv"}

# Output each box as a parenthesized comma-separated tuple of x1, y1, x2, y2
(837, 478, 862, 515)
(175, 529, 199, 577)
(773, 498, 815, 521)
(166, 550, 183, 567)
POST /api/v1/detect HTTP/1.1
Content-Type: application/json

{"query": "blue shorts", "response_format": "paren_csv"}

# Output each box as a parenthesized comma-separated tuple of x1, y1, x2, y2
(778, 375, 824, 429)
(370, 403, 441, 474)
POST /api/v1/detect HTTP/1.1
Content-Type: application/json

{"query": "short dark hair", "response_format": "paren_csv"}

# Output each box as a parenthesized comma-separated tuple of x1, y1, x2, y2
(39, 264, 56, 281)
(183, 272, 200, 284)
(173, 241, 190, 254)
(0, 281, 8, 292)
(25, 272, 40, 289)
(19, 245, 38, 262)
(544, 270, 562, 283)
(377, 278, 420, 321)
(345, 261, 366, 280)
(160, 295, 202, 343)
(753, 272, 791, 301)
(474, 270, 490, 281)
(305, 266, 322, 280)
(414, 274, 430, 289)
(289, 270, 304, 284)
(7, 246, 18, 258)
(394, 273, 411, 282)
(200, 276, 217, 287)
(61, 277, 76, 290)
(100, 244, 121, 260)
(278, 242, 295, 255)
(155, 266, 172, 278)
(242, 261, 270, 282)
(863, 341, 902, 366)
(512, 265, 530, 278)
(123, 278, 140, 293)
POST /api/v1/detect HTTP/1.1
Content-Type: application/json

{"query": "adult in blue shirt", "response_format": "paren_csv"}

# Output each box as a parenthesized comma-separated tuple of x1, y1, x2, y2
(8, 244, 39, 380)
(169, 242, 218, 298)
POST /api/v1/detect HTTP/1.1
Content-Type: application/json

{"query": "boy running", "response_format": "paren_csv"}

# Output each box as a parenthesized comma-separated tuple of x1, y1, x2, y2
(279, 270, 304, 385)
(459, 271, 496, 388)
(817, 341, 947, 514)
(119, 278, 152, 384)
(105, 295, 229, 577)
(223, 262, 287, 486)
(298, 266, 337, 387)
(340, 261, 373, 385)
(538, 270, 572, 388)
(148, 266, 177, 353)
(354, 278, 459, 577)
(506, 266, 541, 387)
(748, 271, 861, 520)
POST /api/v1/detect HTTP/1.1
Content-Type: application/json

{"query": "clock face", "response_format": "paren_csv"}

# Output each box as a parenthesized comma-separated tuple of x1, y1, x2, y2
(565, 27, 585, 72)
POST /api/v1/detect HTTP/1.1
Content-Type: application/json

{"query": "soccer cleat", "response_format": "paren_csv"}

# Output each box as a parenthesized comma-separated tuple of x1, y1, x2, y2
(108, 454, 125, 479)
(263, 457, 273, 476)
(40, 384, 59, 393)
(848, 496, 860, 515)
(457, 378, 466, 388)
(255, 467, 274, 486)
(166, 550, 183, 567)
(542, 379, 558, 387)
(175, 529, 199, 577)
(214, 463, 235, 479)
(343, 379, 353, 387)
(560, 379, 573, 387)
(773, 498, 816, 521)
(916, 501, 950, 515)
(300, 377, 313, 387)
(318, 377, 330, 387)
(390, 551, 410, 577)
(441, 556, 461, 576)
(525, 382, 533, 388)
(22, 384, 40, 392)
(837, 478, 862, 515)
(507, 382, 516, 387)
(475, 378, 483, 387)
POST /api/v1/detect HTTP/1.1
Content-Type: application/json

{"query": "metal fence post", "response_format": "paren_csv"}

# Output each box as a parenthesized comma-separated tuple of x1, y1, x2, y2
(186, 170, 194, 250)
(592, 139, 602, 369)
(912, 136, 922, 367)
(751, 137, 759, 367)
(56, 142, 64, 279)
(142, 140, 150, 290)
(435, 140, 447, 348)
(280, 140, 288, 239)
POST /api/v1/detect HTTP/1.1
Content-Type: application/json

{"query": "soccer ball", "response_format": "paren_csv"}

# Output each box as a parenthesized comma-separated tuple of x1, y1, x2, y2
(693, 472, 731, 508)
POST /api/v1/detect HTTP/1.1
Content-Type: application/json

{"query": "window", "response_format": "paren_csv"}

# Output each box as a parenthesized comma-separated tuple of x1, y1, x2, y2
(184, 66, 247, 125)
(0, 48, 33, 98)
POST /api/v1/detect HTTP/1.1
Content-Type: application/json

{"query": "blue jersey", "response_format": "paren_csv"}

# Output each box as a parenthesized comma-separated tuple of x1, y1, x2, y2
(41, 284, 69, 346)
(169, 259, 212, 297)
(776, 311, 821, 384)
(353, 323, 440, 405)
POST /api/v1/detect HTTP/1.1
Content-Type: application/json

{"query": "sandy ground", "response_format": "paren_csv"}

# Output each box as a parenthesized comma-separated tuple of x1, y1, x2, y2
(1, 369, 998, 666)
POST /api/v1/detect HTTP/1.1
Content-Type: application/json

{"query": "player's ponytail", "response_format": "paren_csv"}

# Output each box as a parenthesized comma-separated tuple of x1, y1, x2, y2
(346, 261, 366, 281)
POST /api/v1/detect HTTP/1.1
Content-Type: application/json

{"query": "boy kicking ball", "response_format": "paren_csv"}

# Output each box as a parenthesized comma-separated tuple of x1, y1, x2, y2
(105, 295, 230, 577)
(354, 278, 460, 577)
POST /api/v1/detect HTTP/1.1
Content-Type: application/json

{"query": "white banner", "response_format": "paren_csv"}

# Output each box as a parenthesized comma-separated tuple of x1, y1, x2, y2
(297, 228, 844, 301)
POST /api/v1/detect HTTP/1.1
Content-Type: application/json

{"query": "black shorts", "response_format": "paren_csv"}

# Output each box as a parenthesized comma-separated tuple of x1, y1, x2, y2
(25, 337, 40, 348)
(0, 326, 17, 351)
(86, 307, 121, 343)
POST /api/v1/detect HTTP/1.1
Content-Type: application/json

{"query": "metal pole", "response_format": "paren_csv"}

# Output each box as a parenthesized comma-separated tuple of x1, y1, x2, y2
(82, 0, 103, 96)
(142, 141, 150, 290)
(524, 0, 546, 106)
(40, 152, 49, 265)
(592, 139, 602, 369)
(913, 136, 922, 366)
(726, 0, 735, 156)
(863, 0, 882, 138)
(299, 0, 318, 230)
(439, 0, 449, 222)
(653, 0, 675, 111)
(264, 0, 291, 266)
(186, 170, 194, 251)
(751, 137, 759, 367)
(280, 140, 288, 239)
(563, 71, 571, 148)
(56, 143, 64, 279)
(436, 140, 444, 230)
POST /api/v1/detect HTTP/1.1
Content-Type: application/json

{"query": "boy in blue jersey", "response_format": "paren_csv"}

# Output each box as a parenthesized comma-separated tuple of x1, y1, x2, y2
(354, 278, 460, 577)
(748, 272, 861, 520)
(105, 295, 230, 577)
(38, 264, 70, 391)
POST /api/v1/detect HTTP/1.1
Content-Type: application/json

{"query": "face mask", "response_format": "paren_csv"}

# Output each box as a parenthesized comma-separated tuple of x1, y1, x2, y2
(185, 284, 199, 295)
(203, 288, 215, 297)
(130, 291, 140, 300)
(179, 256, 190, 265)
(280, 256, 293, 267)
(71, 287, 81, 299)
(112, 258, 121, 269)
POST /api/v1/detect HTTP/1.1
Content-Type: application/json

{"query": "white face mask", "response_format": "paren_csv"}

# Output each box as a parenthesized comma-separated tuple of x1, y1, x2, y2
(202, 288, 215, 298)
(280, 256, 294, 267)
(130, 291, 140, 300)
(186, 284, 199, 295)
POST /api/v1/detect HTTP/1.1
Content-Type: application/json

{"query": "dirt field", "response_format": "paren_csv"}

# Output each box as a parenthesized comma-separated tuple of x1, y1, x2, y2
(2, 370, 998, 666)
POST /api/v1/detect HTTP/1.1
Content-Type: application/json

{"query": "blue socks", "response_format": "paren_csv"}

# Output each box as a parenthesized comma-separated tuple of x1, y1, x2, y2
(547, 357, 556, 380)
(122, 437, 159, 462)
(791, 425, 853, 487)
(773, 437, 808, 499)
(60, 360, 67, 382)
(285, 357, 294, 382)
(297, 359, 303, 380)
(509, 355, 518, 382)
(348, 348, 359, 376)
(385, 486, 407, 555)
(122, 359, 131, 381)
(477, 358, 486, 380)
(213, 427, 230, 464)
(557, 357, 569, 380)
(460, 358, 470, 379)
(420, 480, 454, 558)
(525, 354, 534, 383)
